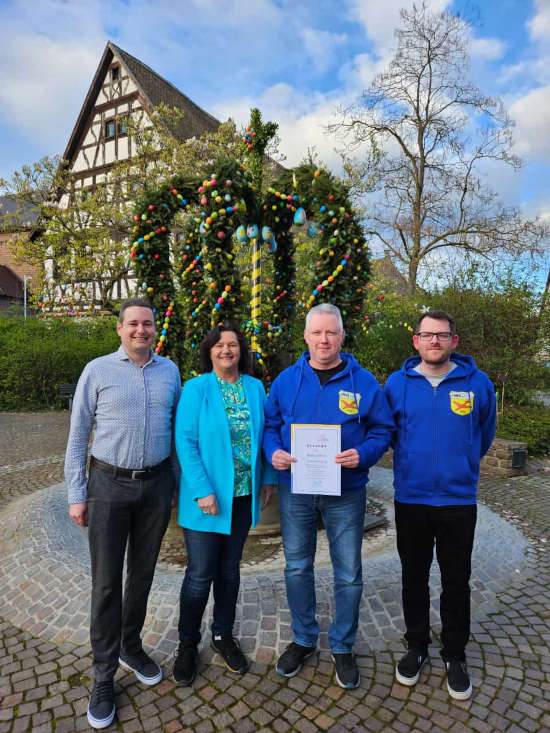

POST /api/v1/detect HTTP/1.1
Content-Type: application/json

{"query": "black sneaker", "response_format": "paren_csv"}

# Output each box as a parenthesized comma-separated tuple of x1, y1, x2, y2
(211, 633, 249, 674)
(276, 642, 316, 678)
(332, 653, 360, 689)
(173, 643, 199, 685)
(87, 680, 115, 729)
(395, 648, 429, 686)
(446, 660, 472, 700)
(119, 649, 162, 685)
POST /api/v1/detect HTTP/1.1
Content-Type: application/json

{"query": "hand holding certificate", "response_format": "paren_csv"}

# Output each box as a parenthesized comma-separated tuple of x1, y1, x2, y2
(290, 424, 341, 495)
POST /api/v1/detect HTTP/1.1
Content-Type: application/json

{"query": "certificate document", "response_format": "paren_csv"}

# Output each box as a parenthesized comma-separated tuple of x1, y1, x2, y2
(290, 424, 341, 495)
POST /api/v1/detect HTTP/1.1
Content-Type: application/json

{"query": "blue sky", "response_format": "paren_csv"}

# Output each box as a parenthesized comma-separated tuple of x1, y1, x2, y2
(0, 0, 548, 248)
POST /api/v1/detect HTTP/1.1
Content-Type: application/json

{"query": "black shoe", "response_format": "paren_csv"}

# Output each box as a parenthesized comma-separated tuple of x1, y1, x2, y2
(395, 648, 429, 686)
(446, 660, 472, 700)
(211, 633, 249, 674)
(87, 680, 115, 729)
(276, 642, 316, 678)
(119, 649, 162, 685)
(332, 653, 360, 689)
(173, 643, 199, 685)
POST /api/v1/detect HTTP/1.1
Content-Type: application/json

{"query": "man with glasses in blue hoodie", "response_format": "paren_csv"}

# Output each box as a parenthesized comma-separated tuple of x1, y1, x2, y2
(263, 303, 394, 690)
(384, 310, 496, 700)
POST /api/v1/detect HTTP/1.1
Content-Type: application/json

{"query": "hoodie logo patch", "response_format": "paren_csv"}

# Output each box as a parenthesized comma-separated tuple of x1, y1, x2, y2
(450, 391, 474, 415)
(339, 390, 361, 415)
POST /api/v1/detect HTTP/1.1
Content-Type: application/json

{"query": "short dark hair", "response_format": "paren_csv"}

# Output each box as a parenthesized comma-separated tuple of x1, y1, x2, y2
(415, 309, 456, 335)
(199, 320, 252, 375)
(118, 298, 154, 324)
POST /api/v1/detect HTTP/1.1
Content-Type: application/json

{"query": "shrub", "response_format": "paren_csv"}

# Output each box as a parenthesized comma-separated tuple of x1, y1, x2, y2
(426, 268, 549, 405)
(496, 405, 550, 456)
(0, 316, 119, 410)
(353, 288, 422, 384)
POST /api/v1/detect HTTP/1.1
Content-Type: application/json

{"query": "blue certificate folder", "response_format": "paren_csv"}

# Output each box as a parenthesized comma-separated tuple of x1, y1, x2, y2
(290, 423, 341, 495)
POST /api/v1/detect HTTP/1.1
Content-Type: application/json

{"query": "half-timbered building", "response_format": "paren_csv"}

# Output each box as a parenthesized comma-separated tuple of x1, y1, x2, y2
(63, 41, 220, 201)
(41, 41, 221, 309)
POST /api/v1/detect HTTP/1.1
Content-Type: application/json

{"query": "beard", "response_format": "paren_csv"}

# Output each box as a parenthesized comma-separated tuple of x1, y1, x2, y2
(421, 348, 452, 365)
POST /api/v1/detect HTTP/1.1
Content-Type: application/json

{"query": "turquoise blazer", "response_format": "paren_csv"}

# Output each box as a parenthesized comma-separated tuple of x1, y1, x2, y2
(175, 372, 277, 534)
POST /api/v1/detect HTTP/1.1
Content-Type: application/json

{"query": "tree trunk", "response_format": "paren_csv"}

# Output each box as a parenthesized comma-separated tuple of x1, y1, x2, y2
(407, 258, 419, 295)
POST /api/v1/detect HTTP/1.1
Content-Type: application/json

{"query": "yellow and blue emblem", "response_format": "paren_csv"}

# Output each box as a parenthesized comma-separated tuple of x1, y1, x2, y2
(338, 390, 361, 415)
(450, 391, 474, 416)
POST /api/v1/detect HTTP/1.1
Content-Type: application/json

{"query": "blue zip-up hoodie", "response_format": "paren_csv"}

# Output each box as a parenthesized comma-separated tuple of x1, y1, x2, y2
(263, 352, 394, 490)
(384, 353, 496, 506)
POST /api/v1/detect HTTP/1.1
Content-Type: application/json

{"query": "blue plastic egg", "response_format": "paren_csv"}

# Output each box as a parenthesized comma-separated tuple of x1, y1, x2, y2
(293, 207, 306, 226)
(247, 223, 259, 239)
(236, 224, 248, 242)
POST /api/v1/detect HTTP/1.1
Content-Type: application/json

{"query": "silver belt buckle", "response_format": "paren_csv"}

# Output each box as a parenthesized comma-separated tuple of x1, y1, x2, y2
(131, 469, 147, 480)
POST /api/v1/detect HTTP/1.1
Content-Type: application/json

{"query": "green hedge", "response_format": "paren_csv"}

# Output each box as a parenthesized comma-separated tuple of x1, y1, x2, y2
(348, 276, 549, 406)
(0, 316, 119, 410)
(496, 404, 550, 456)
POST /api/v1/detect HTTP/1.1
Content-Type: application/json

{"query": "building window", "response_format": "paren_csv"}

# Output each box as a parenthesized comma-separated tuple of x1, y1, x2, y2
(105, 119, 115, 139)
(111, 66, 119, 81)
(117, 117, 128, 135)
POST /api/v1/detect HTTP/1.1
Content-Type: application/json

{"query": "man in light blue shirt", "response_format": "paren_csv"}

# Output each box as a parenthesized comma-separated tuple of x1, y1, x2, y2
(65, 298, 181, 730)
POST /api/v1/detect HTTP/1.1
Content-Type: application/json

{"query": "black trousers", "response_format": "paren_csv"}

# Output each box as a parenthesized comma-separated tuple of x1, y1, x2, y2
(87, 463, 174, 680)
(394, 501, 477, 662)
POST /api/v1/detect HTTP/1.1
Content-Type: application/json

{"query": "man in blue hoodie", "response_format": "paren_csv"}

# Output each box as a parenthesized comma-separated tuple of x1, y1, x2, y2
(384, 310, 496, 701)
(263, 303, 394, 690)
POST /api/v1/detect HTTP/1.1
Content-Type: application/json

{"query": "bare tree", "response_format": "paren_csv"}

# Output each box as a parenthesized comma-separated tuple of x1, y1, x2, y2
(329, 3, 546, 293)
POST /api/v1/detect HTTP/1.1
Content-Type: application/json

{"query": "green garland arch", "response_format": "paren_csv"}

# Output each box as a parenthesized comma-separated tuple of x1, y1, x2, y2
(130, 153, 371, 382)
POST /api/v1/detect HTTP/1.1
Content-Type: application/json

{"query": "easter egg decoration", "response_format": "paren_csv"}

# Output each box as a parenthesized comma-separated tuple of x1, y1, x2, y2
(293, 207, 307, 227)
(307, 221, 319, 238)
(247, 223, 259, 239)
(236, 224, 248, 242)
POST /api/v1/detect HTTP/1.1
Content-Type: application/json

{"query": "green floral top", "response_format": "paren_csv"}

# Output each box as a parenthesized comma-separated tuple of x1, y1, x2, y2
(216, 375, 252, 497)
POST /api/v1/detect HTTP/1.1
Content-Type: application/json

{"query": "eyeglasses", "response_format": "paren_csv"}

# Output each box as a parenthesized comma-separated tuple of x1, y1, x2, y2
(415, 332, 453, 342)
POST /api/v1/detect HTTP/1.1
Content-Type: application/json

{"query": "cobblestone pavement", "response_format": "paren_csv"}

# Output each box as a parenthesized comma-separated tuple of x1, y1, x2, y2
(1, 412, 549, 732)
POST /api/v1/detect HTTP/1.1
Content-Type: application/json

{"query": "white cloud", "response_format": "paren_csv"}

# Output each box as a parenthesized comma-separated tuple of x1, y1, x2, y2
(213, 83, 350, 172)
(338, 53, 385, 92)
(0, 0, 106, 150)
(347, 0, 450, 56)
(470, 37, 506, 60)
(499, 0, 550, 89)
(300, 28, 347, 73)
(528, 0, 550, 41)
(509, 85, 550, 161)
(0, 34, 101, 149)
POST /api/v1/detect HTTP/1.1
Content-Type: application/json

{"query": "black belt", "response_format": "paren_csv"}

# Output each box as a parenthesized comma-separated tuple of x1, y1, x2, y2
(90, 455, 170, 480)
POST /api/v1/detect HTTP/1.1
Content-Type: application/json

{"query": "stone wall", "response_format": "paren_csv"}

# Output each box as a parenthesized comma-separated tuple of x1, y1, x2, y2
(480, 438, 528, 477)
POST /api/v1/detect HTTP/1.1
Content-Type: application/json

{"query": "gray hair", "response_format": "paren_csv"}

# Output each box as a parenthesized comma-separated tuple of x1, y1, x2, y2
(305, 303, 344, 332)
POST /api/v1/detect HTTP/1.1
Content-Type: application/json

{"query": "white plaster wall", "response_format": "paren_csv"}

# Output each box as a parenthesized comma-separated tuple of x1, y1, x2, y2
(118, 137, 129, 159)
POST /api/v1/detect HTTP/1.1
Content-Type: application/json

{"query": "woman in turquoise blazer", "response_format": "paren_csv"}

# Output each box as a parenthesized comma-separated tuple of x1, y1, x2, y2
(173, 321, 276, 686)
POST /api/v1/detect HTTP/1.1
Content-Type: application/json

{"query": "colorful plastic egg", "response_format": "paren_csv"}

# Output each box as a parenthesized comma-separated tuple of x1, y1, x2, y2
(293, 207, 306, 226)
(236, 225, 248, 242)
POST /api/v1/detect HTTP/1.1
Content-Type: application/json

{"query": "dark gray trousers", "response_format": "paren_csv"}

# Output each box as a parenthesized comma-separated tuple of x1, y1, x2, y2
(87, 462, 173, 681)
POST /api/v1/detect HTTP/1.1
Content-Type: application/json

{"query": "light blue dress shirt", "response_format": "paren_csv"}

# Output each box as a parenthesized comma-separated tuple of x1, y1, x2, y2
(65, 345, 181, 504)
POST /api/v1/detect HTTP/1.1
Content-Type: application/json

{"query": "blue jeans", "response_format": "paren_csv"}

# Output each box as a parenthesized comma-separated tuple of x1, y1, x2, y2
(278, 484, 366, 653)
(178, 494, 252, 644)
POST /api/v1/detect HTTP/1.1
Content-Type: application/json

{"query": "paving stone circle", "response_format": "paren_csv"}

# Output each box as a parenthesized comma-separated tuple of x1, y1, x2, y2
(0, 411, 549, 732)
